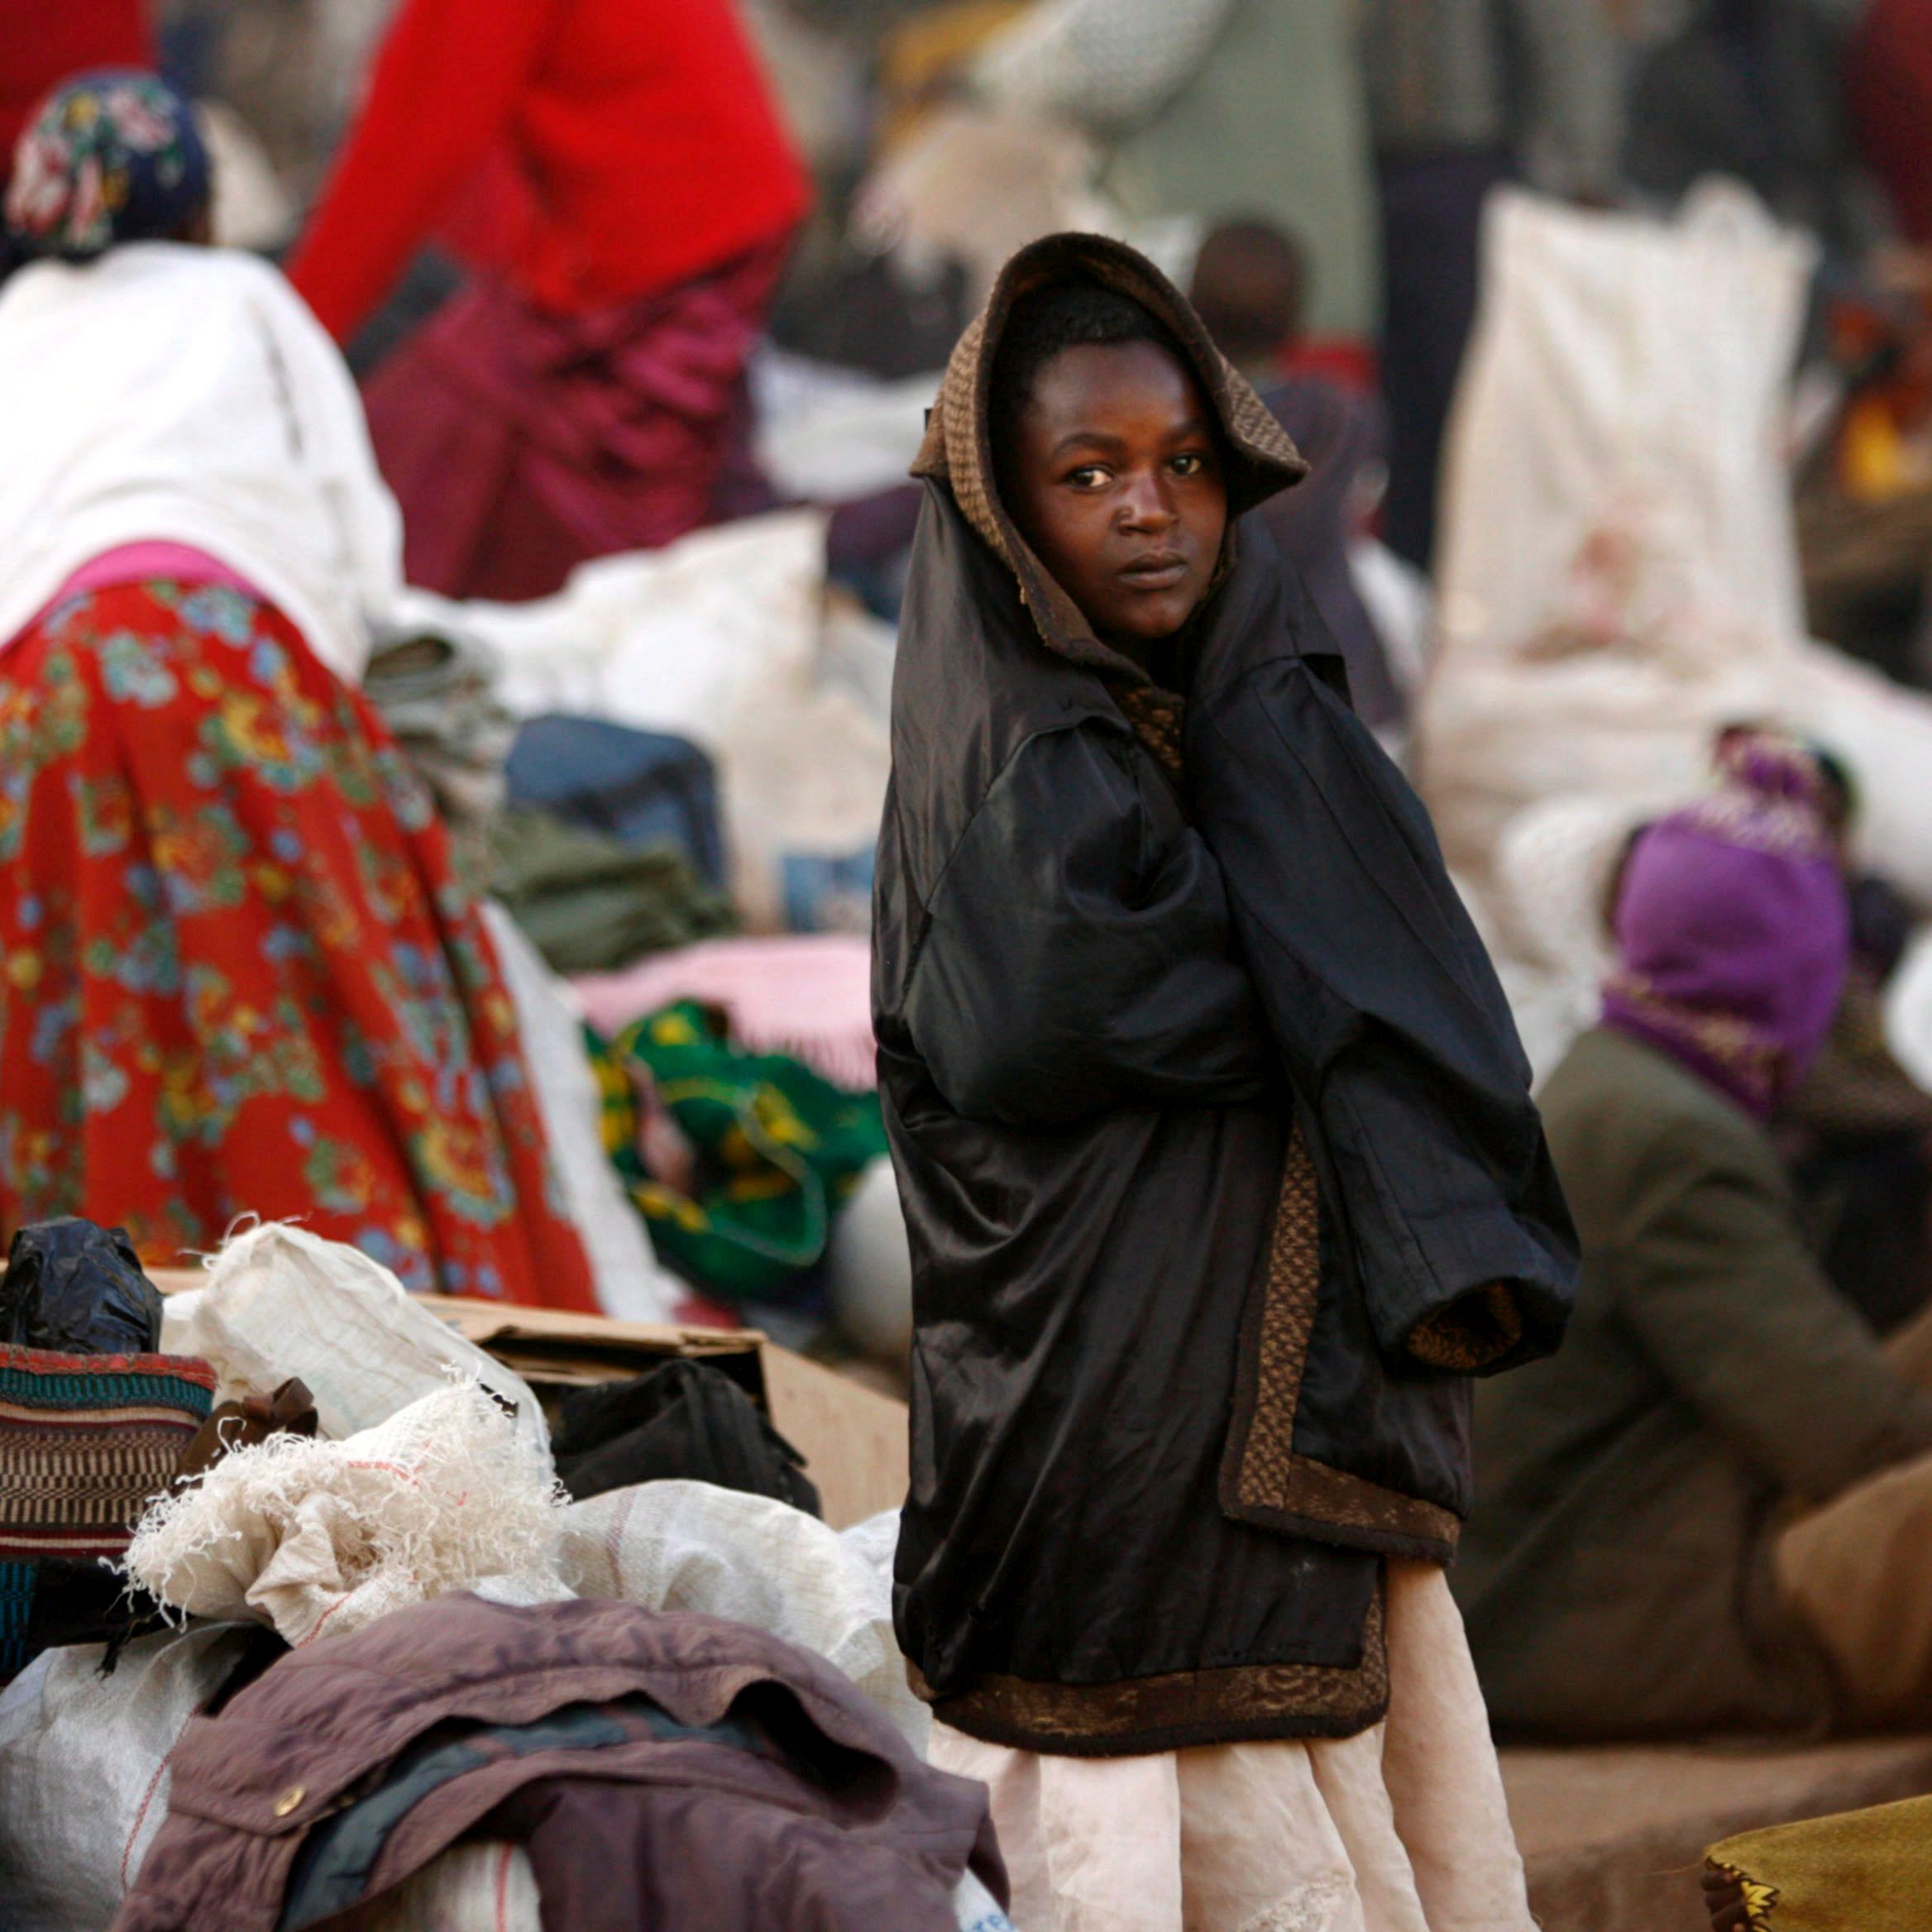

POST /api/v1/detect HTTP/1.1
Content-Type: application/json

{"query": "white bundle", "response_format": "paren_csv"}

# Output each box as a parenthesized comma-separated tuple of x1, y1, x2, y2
(160, 1222, 549, 1455)
(558, 1483, 926, 1753)
(124, 1382, 567, 1646)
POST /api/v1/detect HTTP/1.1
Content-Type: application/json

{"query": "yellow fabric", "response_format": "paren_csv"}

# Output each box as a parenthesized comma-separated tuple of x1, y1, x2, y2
(1710, 1792, 1932, 1931)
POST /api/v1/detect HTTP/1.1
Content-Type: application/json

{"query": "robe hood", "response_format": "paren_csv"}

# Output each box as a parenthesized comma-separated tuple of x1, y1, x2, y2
(911, 230, 1309, 689)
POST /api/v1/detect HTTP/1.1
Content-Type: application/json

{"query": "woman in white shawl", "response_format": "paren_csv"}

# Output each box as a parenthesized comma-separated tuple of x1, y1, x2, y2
(0, 71, 597, 1311)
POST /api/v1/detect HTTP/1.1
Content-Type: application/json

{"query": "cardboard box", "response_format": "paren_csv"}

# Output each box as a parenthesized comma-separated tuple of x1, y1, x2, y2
(148, 1273, 907, 1531)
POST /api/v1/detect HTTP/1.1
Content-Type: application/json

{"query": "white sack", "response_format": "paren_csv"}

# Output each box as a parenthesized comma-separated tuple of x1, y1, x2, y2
(362, 1843, 545, 1932)
(160, 1222, 548, 1453)
(1422, 184, 1932, 951)
(557, 1481, 927, 1753)
(0, 1624, 256, 1932)
(480, 902, 684, 1323)
(753, 349, 940, 505)
(125, 1383, 567, 1645)
(1433, 184, 1815, 689)
(396, 511, 830, 748)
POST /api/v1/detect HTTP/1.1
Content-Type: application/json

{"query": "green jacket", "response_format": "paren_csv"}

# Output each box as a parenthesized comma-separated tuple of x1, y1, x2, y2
(1455, 1026, 1932, 1739)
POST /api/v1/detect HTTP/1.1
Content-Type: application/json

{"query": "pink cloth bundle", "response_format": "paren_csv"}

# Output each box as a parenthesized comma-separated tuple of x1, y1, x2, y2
(573, 935, 877, 1093)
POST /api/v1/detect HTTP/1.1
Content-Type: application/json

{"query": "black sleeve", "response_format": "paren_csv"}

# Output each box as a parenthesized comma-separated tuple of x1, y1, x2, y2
(903, 724, 1274, 1127)
(1189, 592, 1578, 1370)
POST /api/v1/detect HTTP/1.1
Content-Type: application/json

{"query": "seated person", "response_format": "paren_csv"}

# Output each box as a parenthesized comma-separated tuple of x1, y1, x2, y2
(0, 73, 595, 1308)
(1187, 218, 1401, 728)
(1456, 730, 1932, 1739)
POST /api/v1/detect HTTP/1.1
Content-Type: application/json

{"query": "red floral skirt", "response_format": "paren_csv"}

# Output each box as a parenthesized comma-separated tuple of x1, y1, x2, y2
(0, 580, 597, 1308)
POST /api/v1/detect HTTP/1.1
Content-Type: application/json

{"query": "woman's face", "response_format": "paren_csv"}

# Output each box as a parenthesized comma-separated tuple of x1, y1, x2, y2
(1002, 339, 1229, 661)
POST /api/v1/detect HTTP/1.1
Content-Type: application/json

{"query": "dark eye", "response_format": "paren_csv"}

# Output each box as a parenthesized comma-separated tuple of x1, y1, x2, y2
(1066, 465, 1109, 489)
(1171, 452, 1208, 477)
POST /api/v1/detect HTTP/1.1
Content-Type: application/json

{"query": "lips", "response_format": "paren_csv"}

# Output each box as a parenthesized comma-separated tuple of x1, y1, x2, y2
(1119, 551, 1190, 591)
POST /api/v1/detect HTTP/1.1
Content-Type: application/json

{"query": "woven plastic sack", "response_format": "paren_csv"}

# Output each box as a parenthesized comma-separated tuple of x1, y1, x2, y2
(0, 1624, 256, 1932)
(361, 1843, 544, 1931)
(557, 1481, 928, 1753)
(159, 1222, 548, 1452)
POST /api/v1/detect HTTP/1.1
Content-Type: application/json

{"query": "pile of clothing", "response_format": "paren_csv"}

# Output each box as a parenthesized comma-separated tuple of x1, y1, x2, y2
(0, 1217, 1011, 1932)
(360, 518, 909, 1342)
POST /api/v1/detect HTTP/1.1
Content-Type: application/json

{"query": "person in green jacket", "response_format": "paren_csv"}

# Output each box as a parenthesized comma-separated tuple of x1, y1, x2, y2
(967, 0, 1380, 343)
(1456, 729, 1932, 1740)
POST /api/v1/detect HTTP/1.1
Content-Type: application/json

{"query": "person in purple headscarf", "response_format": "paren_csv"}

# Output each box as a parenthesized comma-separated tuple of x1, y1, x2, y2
(1455, 730, 1932, 1742)
(1600, 729, 1852, 1123)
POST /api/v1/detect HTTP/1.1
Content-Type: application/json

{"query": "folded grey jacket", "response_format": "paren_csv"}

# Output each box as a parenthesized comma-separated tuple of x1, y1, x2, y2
(110, 1593, 1005, 1932)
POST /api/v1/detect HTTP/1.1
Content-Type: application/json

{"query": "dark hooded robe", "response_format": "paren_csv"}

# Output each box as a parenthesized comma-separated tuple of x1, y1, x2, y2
(873, 233, 1578, 1756)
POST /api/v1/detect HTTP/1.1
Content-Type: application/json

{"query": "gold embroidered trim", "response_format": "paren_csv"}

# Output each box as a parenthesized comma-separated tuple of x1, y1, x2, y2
(1408, 1283, 1524, 1371)
(1704, 1859, 1780, 1929)
(1222, 1127, 1461, 1555)
(915, 1581, 1388, 1751)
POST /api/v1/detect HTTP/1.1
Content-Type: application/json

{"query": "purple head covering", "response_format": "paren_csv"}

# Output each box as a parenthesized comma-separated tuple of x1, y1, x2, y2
(1601, 731, 1850, 1118)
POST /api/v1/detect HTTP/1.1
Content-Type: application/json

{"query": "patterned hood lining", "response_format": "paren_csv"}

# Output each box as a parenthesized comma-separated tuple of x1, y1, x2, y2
(911, 229, 1308, 685)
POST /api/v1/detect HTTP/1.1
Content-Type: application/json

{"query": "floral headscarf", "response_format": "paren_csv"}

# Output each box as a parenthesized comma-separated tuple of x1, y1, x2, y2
(4, 71, 210, 264)
(1601, 729, 1851, 1118)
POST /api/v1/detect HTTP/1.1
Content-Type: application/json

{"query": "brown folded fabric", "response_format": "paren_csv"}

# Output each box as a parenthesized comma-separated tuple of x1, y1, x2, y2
(173, 1379, 319, 1488)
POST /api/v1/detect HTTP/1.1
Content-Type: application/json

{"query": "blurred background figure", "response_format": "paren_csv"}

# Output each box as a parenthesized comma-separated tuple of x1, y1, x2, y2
(964, 0, 1379, 343)
(286, 0, 812, 601)
(1188, 216, 1403, 729)
(0, 0, 153, 210)
(1455, 732, 1932, 1743)
(1625, 0, 1864, 251)
(1360, 0, 1625, 570)
(0, 71, 598, 1309)
(1848, 0, 1932, 251)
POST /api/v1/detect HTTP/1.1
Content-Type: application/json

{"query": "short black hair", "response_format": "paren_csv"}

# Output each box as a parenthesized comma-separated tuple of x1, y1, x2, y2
(1189, 218, 1306, 369)
(990, 281, 1188, 459)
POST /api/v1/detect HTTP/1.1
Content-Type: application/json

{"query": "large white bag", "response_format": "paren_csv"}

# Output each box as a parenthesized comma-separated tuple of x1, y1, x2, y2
(557, 1481, 927, 1753)
(1421, 185, 1815, 900)
(0, 1625, 256, 1932)
(160, 1222, 548, 1452)
(1422, 184, 1932, 951)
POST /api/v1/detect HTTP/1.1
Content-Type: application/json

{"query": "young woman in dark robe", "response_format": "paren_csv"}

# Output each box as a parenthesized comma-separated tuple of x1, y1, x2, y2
(873, 232, 1580, 1929)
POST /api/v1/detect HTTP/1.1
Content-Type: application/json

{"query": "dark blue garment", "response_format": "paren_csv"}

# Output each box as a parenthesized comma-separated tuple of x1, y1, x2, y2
(1375, 145, 1514, 572)
(506, 715, 725, 887)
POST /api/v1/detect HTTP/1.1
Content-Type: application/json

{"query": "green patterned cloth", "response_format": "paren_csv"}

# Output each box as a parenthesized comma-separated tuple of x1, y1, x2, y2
(590, 1002, 886, 1303)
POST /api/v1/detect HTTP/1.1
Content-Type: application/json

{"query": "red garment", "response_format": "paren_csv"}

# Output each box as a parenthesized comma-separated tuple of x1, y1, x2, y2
(1848, 0, 1932, 245)
(0, 0, 153, 194)
(0, 578, 598, 1310)
(361, 238, 787, 600)
(287, 0, 811, 345)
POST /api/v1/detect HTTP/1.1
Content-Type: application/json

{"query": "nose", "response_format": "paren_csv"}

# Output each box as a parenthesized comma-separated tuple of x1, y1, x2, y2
(1117, 466, 1179, 535)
